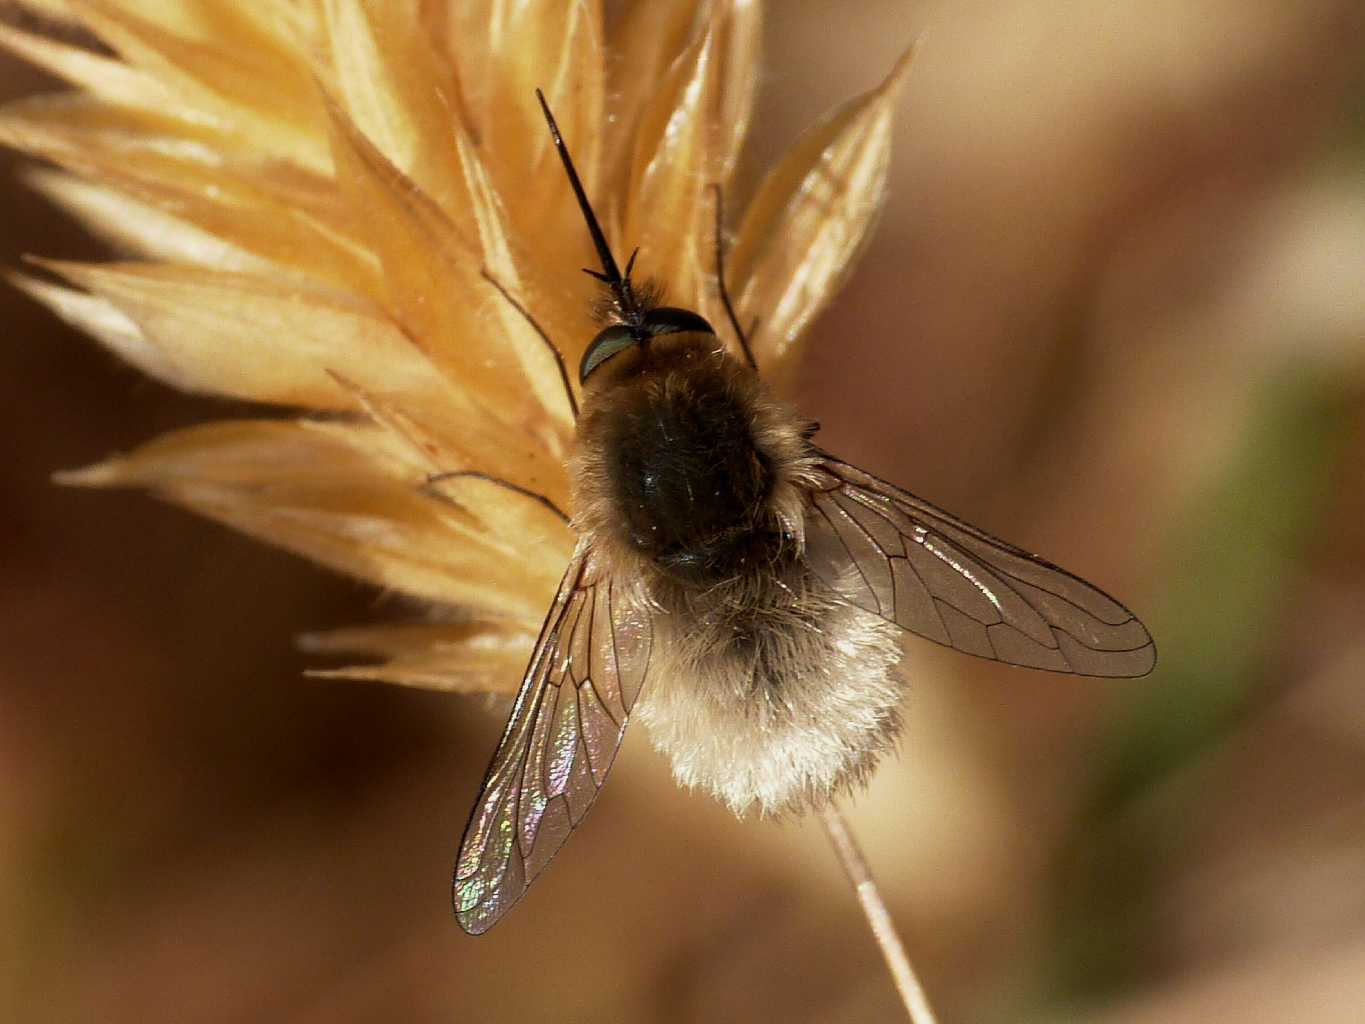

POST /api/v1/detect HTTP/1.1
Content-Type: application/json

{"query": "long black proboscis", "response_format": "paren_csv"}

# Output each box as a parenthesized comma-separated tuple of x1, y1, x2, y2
(535, 88, 641, 328)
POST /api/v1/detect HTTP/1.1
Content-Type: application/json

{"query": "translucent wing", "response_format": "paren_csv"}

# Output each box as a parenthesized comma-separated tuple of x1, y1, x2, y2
(452, 541, 653, 934)
(805, 453, 1156, 677)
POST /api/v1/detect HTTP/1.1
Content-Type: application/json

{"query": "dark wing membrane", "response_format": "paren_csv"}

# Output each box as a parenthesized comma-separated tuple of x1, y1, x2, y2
(805, 454, 1156, 677)
(452, 542, 653, 934)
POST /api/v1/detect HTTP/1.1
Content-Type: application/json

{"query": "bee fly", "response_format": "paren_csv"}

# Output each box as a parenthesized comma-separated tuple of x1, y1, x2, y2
(452, 90, 1156, 934)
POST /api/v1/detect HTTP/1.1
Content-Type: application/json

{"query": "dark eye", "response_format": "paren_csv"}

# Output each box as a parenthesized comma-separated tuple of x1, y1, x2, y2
(579, 308, 717, 384)
(580, 325, 638, 383)
(643, 307, 715, 337)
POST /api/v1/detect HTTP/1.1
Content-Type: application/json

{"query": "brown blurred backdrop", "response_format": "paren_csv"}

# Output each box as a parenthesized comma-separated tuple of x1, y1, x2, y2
(3, 2, 1365, 1021)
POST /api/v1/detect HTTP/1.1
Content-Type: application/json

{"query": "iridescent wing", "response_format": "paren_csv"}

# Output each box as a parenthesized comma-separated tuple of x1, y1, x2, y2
(804, 453, 1156, 677)
(452, 542, 653, 934)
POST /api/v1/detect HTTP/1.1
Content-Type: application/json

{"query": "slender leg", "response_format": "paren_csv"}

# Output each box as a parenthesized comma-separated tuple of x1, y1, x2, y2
(425, 469, 570, 525)
(710, 183, 758, 371)
(481, 269, 579, 420)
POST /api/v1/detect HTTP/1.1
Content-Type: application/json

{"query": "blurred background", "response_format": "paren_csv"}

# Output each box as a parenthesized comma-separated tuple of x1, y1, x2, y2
(3, 1, 1364, 1021)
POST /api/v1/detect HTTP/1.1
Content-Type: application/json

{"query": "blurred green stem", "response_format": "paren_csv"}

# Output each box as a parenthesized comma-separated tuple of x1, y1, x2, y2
(1042, 366, 1357, 1005)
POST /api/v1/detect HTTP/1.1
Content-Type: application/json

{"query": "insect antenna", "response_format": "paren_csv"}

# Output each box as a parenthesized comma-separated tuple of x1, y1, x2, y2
(535, 88, 645, 336)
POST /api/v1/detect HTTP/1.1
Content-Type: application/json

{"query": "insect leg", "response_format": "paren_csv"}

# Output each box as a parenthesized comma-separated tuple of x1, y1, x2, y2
(481, 269, 579, 420)
(425, 470, 570, 525)
(710, 183, 758, 371)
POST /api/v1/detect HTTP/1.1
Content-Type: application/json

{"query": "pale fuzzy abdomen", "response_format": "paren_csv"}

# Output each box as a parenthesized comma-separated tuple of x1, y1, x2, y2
(636, 565, 904, 816)
(572, 335, 902, 814)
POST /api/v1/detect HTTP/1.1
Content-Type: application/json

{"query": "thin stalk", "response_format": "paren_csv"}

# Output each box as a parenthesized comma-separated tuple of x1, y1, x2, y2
(819, 804, 940, 1024)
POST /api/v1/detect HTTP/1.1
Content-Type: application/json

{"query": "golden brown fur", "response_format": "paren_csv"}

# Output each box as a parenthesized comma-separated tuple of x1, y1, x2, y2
(571, 334, 904, 816)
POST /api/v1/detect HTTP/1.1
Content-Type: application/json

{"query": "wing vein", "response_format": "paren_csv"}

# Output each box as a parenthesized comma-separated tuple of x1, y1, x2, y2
(803, 455, 1155, 677)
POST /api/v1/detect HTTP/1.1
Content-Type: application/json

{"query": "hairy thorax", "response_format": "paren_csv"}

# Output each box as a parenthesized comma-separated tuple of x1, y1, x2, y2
(572, 333, 809, 584)
(571, 335, 903, 815)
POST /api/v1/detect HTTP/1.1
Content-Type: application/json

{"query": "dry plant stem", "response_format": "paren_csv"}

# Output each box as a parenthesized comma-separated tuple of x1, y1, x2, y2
(819, 804, 940, 1024)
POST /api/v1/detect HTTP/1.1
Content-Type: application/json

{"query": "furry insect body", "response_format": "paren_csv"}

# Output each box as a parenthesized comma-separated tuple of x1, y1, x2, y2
(452, 91, 1155, 935)
(573, 333, 904, 815)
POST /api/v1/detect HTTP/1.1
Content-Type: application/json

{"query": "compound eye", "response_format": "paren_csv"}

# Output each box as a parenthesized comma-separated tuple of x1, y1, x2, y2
(580, 324, 638, 383)
(643, 307, 715, 337)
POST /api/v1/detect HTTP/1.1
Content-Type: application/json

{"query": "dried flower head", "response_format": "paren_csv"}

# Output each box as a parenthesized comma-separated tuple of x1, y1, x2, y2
(0, 0, 907, 695)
